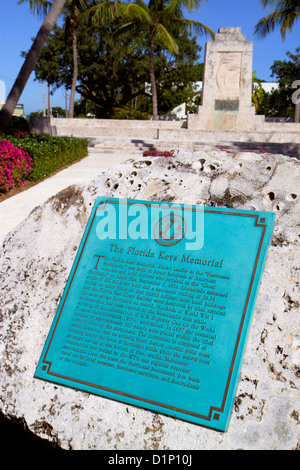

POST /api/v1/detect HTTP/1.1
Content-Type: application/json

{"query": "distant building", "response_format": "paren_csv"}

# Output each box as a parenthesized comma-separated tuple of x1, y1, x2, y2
(260, 82, 279, 93)
(13, 104, 25, 116)
(0, 80, 5, 106)
(0, 79, 25, 116)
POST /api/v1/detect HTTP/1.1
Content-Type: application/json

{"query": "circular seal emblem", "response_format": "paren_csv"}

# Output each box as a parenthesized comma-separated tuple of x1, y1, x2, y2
(154, 213, 186, 247)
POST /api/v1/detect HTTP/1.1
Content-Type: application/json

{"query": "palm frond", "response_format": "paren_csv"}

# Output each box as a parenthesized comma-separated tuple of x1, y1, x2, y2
(255, 0, 300, 38)
(69, 0, 90, 11)
(86, 1, 153, 26)
(118, 2, 152, 23)
(84, 1, 120, 24)
(182, 0, 204, 13)
(162, 0, 182, 17)
(132, 0, 150, 10)
(162, 0, 204, 18)
(153, 23, 179, 54)
(259, 0, 300, 9)
(280, 9, 300, 37)
(254, 8, 300, 39)
(177, 18, 215, 38)
(17, 0, 51, 17)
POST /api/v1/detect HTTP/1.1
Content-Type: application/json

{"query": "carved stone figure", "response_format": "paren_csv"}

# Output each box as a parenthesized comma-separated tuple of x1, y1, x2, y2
(216, 52, 242, 100)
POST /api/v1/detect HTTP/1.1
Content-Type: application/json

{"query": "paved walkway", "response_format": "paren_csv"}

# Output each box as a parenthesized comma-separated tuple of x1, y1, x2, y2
(0, 150, 139, 246)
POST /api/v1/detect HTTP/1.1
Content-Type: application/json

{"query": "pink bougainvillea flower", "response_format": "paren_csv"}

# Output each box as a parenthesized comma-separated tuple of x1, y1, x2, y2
(0, 139, 33, 193)
(143, 149, 175, 157)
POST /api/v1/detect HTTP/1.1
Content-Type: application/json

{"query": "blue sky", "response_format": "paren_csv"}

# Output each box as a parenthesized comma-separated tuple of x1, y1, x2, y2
(1, 0, 300, 115)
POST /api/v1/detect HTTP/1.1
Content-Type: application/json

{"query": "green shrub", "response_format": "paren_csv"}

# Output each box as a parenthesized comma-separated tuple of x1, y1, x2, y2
(112, 106, 150, 120)
(6, 116, 31, 135)
(2, 134, 88, 182)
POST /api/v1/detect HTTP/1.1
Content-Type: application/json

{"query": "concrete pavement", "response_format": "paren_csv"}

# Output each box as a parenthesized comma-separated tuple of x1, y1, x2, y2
(0, 149, 139, 246)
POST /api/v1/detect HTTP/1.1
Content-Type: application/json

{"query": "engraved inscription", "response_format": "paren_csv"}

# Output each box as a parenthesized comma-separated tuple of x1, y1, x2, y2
(60, 249, 230, 392)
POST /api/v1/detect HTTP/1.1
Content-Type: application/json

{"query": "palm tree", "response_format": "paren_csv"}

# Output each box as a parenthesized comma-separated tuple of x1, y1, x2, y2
(123, 0, 214, 120)
(65, 0, 90, 118)
(21, 0, 88, 119)
(0, 0, 66, 133)
(254, 0, 300, 122)
(88, 0, 214, 120)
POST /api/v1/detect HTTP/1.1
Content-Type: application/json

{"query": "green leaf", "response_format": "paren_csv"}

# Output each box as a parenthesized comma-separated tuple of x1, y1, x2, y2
(154, 24, 179, 54)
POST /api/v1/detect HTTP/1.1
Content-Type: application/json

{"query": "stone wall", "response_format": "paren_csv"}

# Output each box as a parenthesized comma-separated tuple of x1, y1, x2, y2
(29, 116, 300, 159)
(29, 117, 187, 137)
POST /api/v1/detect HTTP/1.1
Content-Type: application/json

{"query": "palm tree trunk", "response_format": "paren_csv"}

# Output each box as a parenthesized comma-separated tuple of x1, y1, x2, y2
(294, 65, 300, 123)
(0, 0, 66, 133)
(69, 24, 78, 119)
(149, 36, 158, 121)
(48, 83, 51, 117)
(43, 80, 46, 117)
(65, 89, 69, 118)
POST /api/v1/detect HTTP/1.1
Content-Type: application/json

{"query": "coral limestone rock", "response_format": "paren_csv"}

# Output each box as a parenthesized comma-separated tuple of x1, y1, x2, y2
(0, 149, 299, 450)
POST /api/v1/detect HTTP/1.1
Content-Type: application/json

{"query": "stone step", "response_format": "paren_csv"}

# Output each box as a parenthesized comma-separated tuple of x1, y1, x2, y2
(88, 138, 299, 157)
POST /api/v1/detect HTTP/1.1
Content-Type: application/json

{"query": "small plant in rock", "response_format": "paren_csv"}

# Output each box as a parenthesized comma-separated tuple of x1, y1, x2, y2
(0, 140, 33, 192)
(143, 149, 175, 157)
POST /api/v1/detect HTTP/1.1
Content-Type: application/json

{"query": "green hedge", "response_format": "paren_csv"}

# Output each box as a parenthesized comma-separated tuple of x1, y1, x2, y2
(3, 134, 88, 182)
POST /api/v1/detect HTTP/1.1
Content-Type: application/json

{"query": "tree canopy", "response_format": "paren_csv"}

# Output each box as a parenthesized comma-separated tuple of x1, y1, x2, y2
(252, 48, 300, 119)
(255, 0, 300, 121)
(33, 8, 205, 118)
(254, 0, 300, 39)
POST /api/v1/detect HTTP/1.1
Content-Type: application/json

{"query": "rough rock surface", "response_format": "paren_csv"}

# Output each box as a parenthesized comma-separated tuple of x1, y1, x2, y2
(0, 149, 299, 450)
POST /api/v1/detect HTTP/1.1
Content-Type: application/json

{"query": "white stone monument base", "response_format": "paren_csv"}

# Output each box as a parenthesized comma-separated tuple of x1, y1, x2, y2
(188, 106, 265, 132)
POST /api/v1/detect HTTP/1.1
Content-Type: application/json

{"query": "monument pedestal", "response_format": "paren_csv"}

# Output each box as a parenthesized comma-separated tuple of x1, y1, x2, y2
(188, 27, 265, 132)
(188, 106, 265, 132)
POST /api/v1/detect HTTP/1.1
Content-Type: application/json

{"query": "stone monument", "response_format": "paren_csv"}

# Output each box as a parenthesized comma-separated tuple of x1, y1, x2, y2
(188, 27, 265, 132)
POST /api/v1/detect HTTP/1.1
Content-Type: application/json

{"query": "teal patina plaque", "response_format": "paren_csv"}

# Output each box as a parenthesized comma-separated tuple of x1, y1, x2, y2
(215, 99, 239, 111)
(35, 197, 275, 431)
